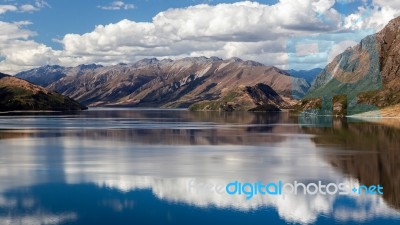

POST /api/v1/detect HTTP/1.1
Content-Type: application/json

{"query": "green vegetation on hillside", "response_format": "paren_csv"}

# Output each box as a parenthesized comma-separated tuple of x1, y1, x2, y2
(189, 84, 284, 112)
(0, 74, 87, 112)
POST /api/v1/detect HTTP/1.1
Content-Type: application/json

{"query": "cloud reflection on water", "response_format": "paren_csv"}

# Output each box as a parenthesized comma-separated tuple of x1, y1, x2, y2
(0, 110, 399, 224)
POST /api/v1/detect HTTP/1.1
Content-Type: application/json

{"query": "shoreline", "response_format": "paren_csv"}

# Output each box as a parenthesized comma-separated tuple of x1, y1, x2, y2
(349, 104, 400, 118)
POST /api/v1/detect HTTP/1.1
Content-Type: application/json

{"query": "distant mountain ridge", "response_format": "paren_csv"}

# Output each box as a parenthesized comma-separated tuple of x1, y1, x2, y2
(17, 64, 104, 87)
(284, 68, 323, 84)
(16, 57, 310, 110)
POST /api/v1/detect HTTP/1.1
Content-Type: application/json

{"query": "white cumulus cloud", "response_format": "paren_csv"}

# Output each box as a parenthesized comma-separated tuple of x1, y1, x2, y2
(20, 4, 39, 12)
(0, 0, 49, 14)
(59, 0, 343, 69)
(98, 1, 135, 10)
(343, 0, 400, 31)
(0, 5, 17, 14)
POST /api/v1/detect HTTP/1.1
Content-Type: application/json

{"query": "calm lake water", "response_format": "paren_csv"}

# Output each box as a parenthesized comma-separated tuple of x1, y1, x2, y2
(0, 108, 399, 225)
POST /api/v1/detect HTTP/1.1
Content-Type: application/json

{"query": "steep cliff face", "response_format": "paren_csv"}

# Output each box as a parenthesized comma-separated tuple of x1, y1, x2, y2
(301, 16, 400, 115)
(16, 57, 309, 109)
(0, 73, 87, 111)
(359, 16, 400, 108)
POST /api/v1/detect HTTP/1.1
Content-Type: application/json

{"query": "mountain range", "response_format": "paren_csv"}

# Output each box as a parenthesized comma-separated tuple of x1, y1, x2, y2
(8, 16, 400, 114)
(16, 57, 310, 111)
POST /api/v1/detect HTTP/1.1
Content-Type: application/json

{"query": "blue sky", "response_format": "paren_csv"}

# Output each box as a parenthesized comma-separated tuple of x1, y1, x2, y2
(3, 0, 284, 49)
(0, 0, 399, 73)
(2, 0, 364, 49)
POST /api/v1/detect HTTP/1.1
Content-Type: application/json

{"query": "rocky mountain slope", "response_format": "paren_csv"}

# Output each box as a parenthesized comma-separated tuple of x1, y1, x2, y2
(17, 64, 103, 87)
(189, 83, 286, 111)
(0, 73, 87, 111)
(16, 57, 309, 110)
(301, 16, 400, 116)
(360, 16, 400, 108)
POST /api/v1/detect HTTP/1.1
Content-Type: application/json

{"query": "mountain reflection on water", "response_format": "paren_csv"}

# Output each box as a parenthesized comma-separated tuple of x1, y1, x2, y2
(0, 109, 399, 225)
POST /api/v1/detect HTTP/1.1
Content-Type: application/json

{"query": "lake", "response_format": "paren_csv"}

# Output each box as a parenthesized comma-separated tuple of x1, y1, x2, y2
(0, 108, 399, 225)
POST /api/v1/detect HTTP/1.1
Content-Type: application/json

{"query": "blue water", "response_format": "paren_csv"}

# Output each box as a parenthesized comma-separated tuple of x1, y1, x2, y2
(0, 108, 399, 225)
